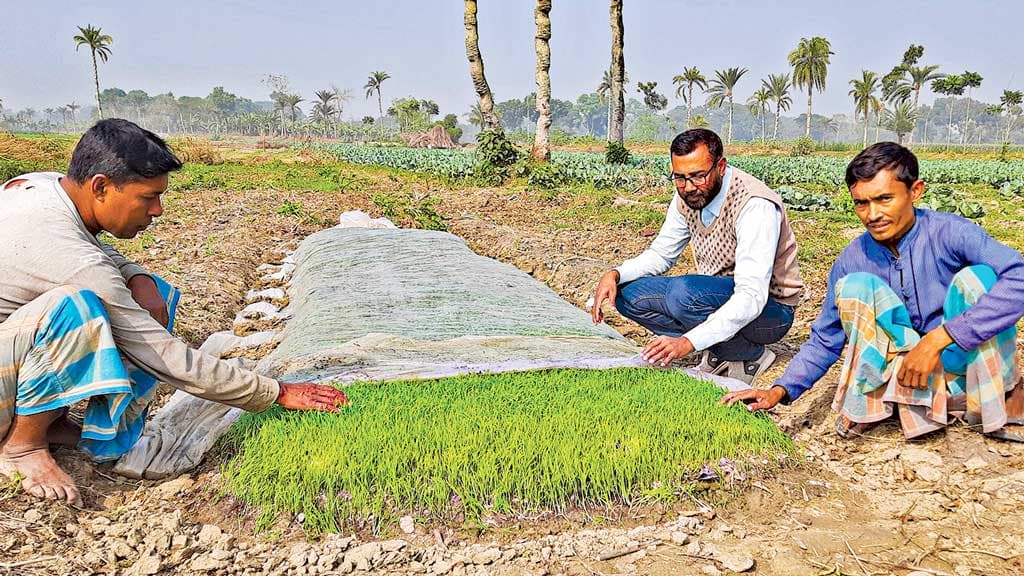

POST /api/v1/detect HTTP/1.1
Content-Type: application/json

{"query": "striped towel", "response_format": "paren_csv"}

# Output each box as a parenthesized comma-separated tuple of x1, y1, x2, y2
(832, 265, 1017, 438)
(2, 277, 179, 461)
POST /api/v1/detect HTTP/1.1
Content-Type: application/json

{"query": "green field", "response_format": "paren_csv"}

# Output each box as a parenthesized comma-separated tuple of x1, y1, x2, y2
(222, 368, 794, 535)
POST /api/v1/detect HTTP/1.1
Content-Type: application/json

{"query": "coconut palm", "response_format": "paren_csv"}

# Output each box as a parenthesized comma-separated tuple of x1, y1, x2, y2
(787, 36, 833, 137)
(532, 0, 553, 161)
(999, 90, 1023, 144)
(960, 71, 983, 146)
(363, 70, 390, 124)
(66, 101, 81, 123)
(672, 67, 707, 125)
(888, 64, 944, 143)
(762, 73, 792, 140)
(849, 70, 880, 147)
(312, 89, 338, 126)
(689, 114, 710, 129)
(891, 65, 944, 108)
(873, 99, 886, 143)
(464, 0, 501, 132)
(465, 103, 486, 128)
(73, 25, 113, 119)
(821, 116, 841, 145)
(931, 75, 966, 149)
(746, 87, 770, 142)
(597, 68, 629, 138)
(280, 93, 303, 124)
(608, 0, 626, 143)
(883, 102, 918, 144)
(705, 67, 747, 144)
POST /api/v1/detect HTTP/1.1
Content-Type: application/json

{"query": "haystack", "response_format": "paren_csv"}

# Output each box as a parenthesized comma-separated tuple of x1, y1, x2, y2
(402, 124, 457, 149)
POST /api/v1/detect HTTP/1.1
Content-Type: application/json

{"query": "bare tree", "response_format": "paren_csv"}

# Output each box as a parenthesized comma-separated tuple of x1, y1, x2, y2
(464, 0, 501, 131)
(531, 0, 552, 161)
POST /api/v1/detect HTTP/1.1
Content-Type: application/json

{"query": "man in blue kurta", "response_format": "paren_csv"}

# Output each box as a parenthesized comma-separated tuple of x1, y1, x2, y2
(722, 142, 1024, 440)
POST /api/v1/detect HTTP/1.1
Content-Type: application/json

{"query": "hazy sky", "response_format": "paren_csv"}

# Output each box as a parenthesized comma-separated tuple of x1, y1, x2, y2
(3, 0, 1021, 120)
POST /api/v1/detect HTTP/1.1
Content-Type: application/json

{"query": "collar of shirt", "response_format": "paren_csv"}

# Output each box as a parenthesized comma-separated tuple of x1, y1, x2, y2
(867, 208, 924, 261)
(700, 166, 733, 227)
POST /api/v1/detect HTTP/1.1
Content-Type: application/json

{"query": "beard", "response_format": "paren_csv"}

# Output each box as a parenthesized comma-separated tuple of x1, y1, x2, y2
(679, 172, 724, 210)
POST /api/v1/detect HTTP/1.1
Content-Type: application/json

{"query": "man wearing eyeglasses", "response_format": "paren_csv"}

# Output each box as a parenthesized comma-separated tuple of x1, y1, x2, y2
(591, 128, 804, 383)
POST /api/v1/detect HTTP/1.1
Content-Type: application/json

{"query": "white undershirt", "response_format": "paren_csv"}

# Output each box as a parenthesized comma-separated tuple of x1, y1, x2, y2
(615, 168, 782, 351)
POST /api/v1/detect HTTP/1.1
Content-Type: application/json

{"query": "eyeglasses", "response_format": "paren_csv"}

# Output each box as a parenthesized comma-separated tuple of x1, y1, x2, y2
(667, 158, 720, 188)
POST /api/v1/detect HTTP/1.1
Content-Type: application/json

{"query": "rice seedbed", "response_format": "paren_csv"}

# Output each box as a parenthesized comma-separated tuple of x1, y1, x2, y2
(222, 367, 794, 535)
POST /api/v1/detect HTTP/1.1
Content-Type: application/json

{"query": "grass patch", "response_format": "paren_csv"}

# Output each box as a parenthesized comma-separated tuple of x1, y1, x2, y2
(222, 367, 793, 535)
(171, 161, 371, 193)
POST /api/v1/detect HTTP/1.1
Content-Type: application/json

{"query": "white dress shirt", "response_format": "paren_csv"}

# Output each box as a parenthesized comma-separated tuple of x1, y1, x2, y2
(615, 167, 782, 351)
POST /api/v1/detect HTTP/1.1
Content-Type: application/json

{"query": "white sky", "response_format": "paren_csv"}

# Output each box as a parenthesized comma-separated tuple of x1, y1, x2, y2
(2, 0, 1019, 118)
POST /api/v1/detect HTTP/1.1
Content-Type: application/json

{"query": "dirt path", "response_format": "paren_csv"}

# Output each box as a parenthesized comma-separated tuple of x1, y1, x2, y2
(2, 166, 1023, 576)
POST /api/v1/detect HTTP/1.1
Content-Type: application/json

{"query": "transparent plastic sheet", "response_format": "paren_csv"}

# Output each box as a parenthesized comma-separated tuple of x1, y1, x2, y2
(117, 216, 749, 479)
(258, 225, 750, 394)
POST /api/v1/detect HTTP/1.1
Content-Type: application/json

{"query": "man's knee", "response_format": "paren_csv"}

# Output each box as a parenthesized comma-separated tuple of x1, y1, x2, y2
(950, 264, 997, 295)
(616, 278, 666, 314)
(33, 286, 111, 326)
(664, 275, 722, 313)
(835, 272, 887, 301)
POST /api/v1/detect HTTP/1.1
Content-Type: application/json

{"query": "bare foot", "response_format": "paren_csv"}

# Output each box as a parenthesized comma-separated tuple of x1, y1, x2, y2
(47, 416, 82, 447)
(0, 445, 81, 505)
(1006, 379, 1024, 425)
(835, 414, 880, 439)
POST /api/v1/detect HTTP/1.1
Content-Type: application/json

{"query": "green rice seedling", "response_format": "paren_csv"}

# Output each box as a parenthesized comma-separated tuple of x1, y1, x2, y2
(222, 368, 794, 535)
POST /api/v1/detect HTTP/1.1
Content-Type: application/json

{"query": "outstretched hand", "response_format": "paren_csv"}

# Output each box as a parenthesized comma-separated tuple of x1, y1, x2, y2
(719, 386, 787, 412)
(276, 382, 348, 412)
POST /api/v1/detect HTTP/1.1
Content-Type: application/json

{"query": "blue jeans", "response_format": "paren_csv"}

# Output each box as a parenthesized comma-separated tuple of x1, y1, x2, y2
(615, 275, 795, 361)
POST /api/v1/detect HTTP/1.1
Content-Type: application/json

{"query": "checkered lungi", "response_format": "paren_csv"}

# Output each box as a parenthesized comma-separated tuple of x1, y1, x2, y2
(0, 278, 179, 461)
(833, 265, 1018, 438)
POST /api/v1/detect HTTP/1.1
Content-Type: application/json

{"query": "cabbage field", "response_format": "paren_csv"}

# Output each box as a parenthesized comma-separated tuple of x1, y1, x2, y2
(313, 143, 1024, 189)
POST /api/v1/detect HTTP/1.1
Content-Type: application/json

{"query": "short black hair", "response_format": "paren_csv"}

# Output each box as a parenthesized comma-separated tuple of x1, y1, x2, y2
(670, 128, 723, 160)
(844, 142, 919, 189)
(67, 118, 182, 184)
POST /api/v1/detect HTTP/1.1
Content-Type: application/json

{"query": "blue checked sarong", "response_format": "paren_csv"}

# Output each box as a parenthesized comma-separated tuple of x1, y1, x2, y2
(0, 277, 179, 461)
(832, 265, 1018, 438)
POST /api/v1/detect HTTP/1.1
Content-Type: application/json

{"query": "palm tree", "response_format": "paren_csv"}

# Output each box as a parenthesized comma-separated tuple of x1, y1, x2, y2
(763, 73, 792, 141)
(608, 0, 626, 144)
(872, 99, 885, 143)
(672, 67, 707, 125)
(597, 68, 629, 138)
(746, 87, 770, 142)
(787, 36, 833, 137)
(961, 71, 983, 146)
(465, 103, 486, 128)
(889, 64, 943, 143)
(464, 0, 501, 132)
(281, 93, 303, 123)
(73, 25, 113, 119)
(363, 71, 390, 124)
(999, 89, 1023, 144)
(849, 70, 880, 147)
(931, 75, 965, 149)
(883, 102, 918, 144)
(706, 67, 747, 144)
(67, 101, 81, 123)
(821, 116, 841, 145)
(689, 114, 710, 129)
(312, 89, 338, 126)
(532, 0, 553, 161)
